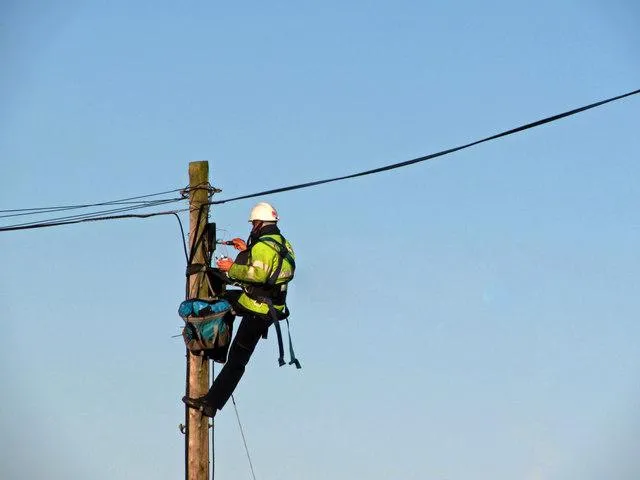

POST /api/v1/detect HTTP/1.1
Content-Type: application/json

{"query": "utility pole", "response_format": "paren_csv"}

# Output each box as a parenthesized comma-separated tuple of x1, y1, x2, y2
(186, 160, 211, 480)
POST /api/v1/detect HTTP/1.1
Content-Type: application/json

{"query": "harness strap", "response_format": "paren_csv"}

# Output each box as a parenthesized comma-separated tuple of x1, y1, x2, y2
(258, 297, 301, 369)
(285, 318, 301, 369)
(253, 237, 295, 286)
(271, 311, 286, 367)
(243, 235, 300, 368)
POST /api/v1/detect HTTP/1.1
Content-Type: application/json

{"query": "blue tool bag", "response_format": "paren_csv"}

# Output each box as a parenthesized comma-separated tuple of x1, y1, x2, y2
(179, 299, 234, 363)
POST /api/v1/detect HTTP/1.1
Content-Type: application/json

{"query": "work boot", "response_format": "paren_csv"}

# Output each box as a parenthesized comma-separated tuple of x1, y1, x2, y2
(182, 395, 216, 418)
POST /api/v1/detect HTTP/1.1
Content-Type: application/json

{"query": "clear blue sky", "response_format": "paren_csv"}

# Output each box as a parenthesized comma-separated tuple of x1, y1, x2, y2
(1, 2, 639, 479)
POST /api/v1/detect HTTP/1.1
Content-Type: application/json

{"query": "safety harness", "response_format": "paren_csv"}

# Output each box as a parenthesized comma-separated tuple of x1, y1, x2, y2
(244, 237, 301, 369)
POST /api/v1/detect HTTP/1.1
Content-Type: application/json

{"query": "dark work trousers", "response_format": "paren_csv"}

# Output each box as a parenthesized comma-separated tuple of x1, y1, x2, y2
(204, 312, 270, 412)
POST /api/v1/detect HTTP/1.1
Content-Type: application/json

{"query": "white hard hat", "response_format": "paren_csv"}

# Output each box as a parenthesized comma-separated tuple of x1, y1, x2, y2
(249, 202, 279, 222)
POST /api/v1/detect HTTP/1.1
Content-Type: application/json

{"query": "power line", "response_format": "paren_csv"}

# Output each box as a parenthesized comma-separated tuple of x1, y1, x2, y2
(4, 198, 184, 229)
(0, 188, 186, 214)
(2, 88, 637, 233)
(210, 87, 640, 205)
(0, 199, 183, 220)
(0, 206, 189, 232)
(0, 185, 217, 233)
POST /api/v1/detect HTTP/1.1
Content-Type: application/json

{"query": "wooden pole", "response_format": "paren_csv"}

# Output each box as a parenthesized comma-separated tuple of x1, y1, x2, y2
(187, 160, 210, 480)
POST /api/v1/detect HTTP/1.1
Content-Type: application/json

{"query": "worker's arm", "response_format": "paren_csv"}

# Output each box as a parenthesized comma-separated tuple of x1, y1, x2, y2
(225, 243, 275, 284)
(230, 237, 247, 251)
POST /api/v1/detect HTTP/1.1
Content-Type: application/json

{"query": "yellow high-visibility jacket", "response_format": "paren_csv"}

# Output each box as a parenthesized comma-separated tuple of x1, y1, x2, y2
(228, 229, 295, 316)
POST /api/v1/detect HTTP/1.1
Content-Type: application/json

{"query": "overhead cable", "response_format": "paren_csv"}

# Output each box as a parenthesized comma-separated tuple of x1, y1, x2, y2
(0, 184, 216, 233)
(0, 188, 185, 215)
(4, 198, 183, 229)
(0, 199, 184, 220)
(210, 87, 640, 205)
(2, 88, 637, 232)
(0, 206, 189, 232)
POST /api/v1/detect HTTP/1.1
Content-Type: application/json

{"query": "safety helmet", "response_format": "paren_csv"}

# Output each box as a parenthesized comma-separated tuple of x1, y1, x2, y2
(248, 202, 279, 222)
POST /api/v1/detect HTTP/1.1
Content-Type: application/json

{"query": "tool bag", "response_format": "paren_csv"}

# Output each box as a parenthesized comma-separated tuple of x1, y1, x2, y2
(179, 298, 234, 363)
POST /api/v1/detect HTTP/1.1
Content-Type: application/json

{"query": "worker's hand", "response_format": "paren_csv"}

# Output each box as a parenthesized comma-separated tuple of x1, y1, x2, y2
(230, 237, 247, 251)
(216, 257, 234, 272)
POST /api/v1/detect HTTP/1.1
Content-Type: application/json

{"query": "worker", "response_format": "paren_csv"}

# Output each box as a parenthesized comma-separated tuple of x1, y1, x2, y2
(182, 201, 296, 418)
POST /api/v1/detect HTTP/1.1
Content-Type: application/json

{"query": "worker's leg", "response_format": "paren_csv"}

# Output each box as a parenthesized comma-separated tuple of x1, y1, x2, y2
(204, 313, 269, 411)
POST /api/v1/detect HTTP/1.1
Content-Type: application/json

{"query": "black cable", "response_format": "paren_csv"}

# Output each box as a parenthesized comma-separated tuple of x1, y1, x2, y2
(1, 198, 184, 230)
(3, 89, 637, 229)
(210, 87, 640, 205)
(0, 187, 185, 214)
(231, 395, 257, 480)
(0, 207, 189, 232)
(7, 198, 182, 227)
(172, 212, 189, 263)
(0, 199, 183, 220)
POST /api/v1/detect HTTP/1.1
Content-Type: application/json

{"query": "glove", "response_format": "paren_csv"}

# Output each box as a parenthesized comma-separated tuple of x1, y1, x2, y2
(230, 237, 247, 251)
(216, 257, 234, 272)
